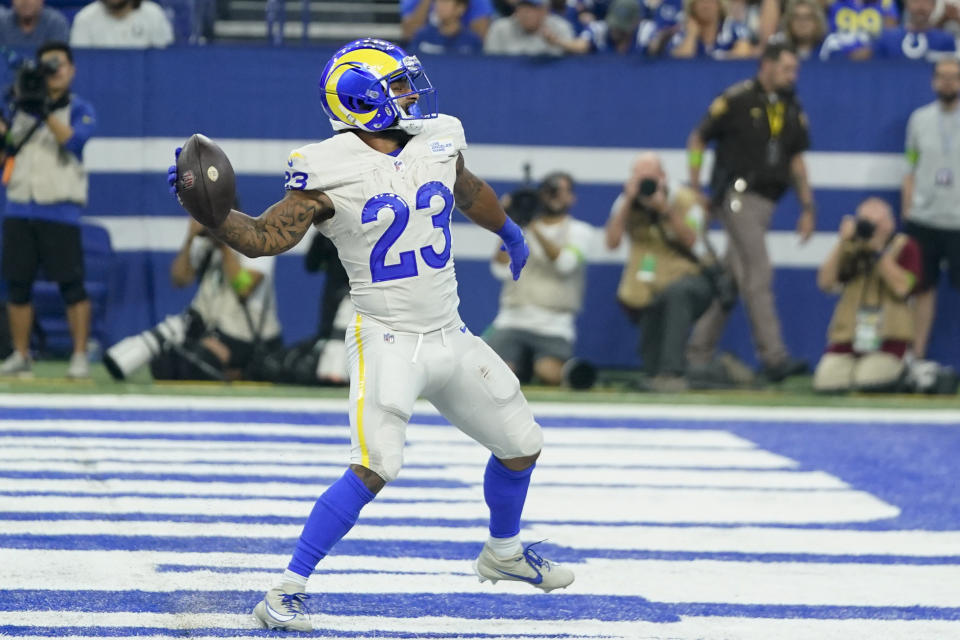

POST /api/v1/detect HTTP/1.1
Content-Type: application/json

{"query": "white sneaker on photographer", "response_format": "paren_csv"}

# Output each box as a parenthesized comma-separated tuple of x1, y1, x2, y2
(0, 351, 32, 378)
(66, 352, 90, 379)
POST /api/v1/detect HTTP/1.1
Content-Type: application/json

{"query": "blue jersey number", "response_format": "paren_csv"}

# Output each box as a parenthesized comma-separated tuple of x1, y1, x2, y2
(361, 182, 454, 283)
(284, 171, 308, 190)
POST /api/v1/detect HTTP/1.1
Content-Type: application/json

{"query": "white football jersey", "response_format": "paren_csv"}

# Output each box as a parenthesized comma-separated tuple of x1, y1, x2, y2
(286, 115, 466, 333)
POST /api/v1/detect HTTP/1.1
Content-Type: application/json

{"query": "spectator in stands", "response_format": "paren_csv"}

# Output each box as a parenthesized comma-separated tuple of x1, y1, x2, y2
(686, 41, 813, 383)
(485, 172, 594, 387)
(667, 0, 755, 59)
(774, 0, 870, 60)
(485, 0, 575, 55)
(872, 0, 956, 59)
(606, 153, 715, 393)
(827, 0, 898, 42)
(70, 0, 173, 48)
(902, 58, 960, 362)
(548, 0, 592, 35)
(402, 0, 493, 41)
(103, 218, 283, 382)
(638, 0, 685, 56)
(740, 0, 785, 44)
(0, 42, 96, 379)
(932, 0, 960, 36)
(0, 0, 69, 49)
(410, 0, 484, 54)
(562, 0, 645, 54)
(813, 198, 921, 393)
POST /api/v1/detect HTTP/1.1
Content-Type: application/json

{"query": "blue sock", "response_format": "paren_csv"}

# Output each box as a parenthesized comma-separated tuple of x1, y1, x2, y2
(483, 455, 534, 538)
(287, 469, 375, 578)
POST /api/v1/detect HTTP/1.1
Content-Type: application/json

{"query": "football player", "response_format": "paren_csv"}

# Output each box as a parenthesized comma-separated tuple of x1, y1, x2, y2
(167, 38, 575, 632)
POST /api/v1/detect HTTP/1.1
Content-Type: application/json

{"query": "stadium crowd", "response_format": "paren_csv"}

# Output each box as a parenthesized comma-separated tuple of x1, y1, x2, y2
(404, 0, 959, 61)
(0, 0, 956, 58)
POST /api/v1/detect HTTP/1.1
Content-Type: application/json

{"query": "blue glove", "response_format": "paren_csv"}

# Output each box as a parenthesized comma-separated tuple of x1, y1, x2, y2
(496, 217, 528, 281)
(167, 147, 181, 195)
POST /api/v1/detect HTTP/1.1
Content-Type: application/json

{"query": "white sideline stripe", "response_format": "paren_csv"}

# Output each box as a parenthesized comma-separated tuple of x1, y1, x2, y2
(84, 138, 907, 190)
(0, 420, 756, 448)
(0, 478, 480, 501)
(2, 548, 957, 607)
(0, 460, 846, 489)
(0, 437, 799, 469)
(0, 473, 846, 501)
(0, 486, 898, 523)
(1, 393, 958, 425)
(0, 444, 793, 471)
(582, 558, 960, 607)
(539, 525, 960, 556)
(4, 521, 959, 557)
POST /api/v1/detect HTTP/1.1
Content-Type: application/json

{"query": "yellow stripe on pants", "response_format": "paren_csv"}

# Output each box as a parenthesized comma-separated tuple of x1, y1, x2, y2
(354, 314, 369, 468)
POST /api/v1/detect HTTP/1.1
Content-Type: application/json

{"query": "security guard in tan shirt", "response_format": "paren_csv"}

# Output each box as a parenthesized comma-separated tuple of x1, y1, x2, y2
(686, 41, 816, 383)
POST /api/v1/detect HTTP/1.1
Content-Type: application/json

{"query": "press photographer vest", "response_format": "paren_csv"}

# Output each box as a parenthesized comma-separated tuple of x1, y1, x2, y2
(499, 217, 585, 313)
(617, 191, 702, 310)
(827, 234, 914, 346)
(5, 101, 88, 207)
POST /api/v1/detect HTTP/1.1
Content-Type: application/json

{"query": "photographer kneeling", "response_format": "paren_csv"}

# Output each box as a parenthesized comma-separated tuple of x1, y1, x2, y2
(813, 198, 921, 393)
(103, 219, 283, 381)
(485, 172, 596, 388)
(606, 152, 718, 392)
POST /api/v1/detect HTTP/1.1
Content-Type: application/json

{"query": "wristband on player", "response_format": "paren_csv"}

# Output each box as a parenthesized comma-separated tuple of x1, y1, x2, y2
(495, 217, 523, 246)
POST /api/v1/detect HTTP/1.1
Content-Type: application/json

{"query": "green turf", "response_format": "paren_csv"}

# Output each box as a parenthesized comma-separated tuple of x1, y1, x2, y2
(1, 359, 958, 409)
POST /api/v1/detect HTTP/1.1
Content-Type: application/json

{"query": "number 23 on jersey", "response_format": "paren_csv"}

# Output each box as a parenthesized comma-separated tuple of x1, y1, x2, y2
(362, 181, 454, 283)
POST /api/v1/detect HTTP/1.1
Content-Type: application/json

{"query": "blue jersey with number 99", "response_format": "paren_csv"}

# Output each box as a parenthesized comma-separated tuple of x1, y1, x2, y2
(285, 114, 466, 333)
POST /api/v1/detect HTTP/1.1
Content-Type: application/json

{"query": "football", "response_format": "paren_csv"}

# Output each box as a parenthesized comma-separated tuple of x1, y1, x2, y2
(175, 133, 236, 228)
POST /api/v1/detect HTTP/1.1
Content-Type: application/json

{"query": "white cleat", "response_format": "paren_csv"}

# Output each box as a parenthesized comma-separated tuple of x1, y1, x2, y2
(252, 582, 312, 631)
(474, 542, 575, 593)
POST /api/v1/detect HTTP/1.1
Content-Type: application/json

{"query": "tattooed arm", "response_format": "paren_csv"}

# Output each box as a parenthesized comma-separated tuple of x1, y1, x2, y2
(454, 152, 529, 280)
(209, 190, 335, 258)
(453, 152, 509, 232)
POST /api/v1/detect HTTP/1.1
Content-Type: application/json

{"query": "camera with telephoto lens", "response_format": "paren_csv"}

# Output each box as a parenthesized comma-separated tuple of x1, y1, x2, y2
(12, 57, 60, 116)
(102, 310, 225, 382)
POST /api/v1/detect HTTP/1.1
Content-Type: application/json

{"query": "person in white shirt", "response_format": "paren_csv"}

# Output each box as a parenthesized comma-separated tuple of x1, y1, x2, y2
(486, 172, 594, 386)
(70, 0, 173, 48)
(484, 0, 575, 55)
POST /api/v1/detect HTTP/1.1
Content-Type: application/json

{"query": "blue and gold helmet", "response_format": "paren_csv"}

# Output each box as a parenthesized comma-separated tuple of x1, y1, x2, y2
(318, 38, 438, 132)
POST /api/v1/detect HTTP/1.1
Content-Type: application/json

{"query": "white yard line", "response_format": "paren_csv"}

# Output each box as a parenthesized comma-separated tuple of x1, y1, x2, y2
(0, 393, 957, 425)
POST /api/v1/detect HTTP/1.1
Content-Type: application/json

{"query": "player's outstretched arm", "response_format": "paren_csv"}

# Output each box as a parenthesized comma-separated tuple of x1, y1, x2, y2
(210, 190, 334, 258)
(454, 153, 529, 280)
